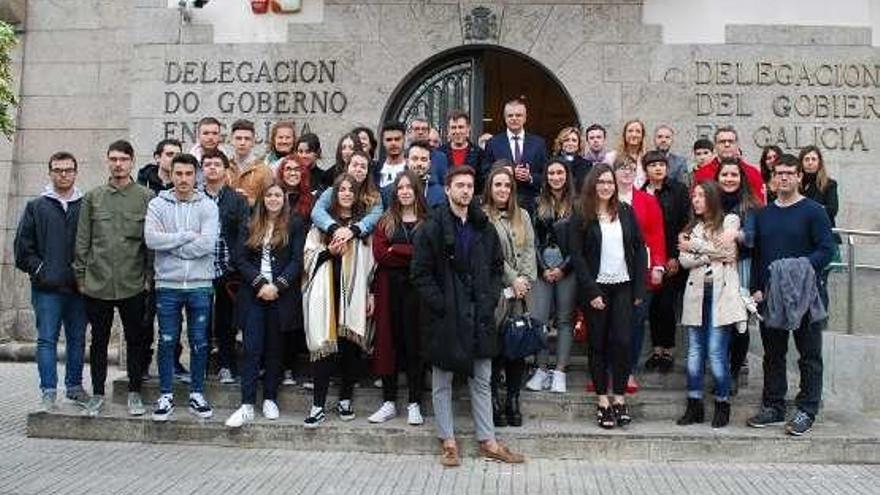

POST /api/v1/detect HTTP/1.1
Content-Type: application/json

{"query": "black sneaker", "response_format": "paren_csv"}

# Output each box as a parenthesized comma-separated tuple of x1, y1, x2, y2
(644, 354, 661, 371)
(785, 410, 814, 436)
(152, 394, 174, 422)
(336, 401, 356, 421)
(188, 393, 213, 419)
(747, 407, 785, 428)
(304, 407, 326, 428)
(612, 403, 632, 426)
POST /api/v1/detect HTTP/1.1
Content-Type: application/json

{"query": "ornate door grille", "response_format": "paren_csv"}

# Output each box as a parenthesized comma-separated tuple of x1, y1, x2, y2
(390, 57, 482, 140)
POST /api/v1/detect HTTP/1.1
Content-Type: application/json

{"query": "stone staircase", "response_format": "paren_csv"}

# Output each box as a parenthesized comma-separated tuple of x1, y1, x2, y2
(26, 364, 880, 463)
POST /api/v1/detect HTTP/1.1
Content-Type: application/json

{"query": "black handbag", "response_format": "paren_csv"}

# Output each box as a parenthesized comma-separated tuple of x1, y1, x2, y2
(502, 299, 547, 360)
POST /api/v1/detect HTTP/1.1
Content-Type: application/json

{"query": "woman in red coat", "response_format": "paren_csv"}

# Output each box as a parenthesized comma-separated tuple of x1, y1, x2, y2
(368, 170, 430, 426)
(615, 157, 666, 393)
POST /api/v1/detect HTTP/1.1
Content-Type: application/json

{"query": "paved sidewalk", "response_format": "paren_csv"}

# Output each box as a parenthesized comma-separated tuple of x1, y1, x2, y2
(0, 362, 878, 495)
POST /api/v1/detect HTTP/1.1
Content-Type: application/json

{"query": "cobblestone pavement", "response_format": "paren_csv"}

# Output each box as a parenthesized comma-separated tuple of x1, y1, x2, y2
(0, 362, 878, 495)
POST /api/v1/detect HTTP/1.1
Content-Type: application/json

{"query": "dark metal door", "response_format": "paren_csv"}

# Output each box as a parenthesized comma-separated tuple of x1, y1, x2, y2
(388, 56, 483, 141)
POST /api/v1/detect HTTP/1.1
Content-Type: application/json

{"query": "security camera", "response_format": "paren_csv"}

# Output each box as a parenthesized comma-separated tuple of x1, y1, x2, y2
(178, 0, 210, 8)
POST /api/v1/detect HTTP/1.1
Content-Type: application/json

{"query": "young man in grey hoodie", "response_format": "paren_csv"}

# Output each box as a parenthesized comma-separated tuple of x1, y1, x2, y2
(145, 153, 219, 421)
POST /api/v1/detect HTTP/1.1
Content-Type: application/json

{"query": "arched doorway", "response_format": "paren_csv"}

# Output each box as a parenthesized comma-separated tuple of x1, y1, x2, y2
(383, 46, 579, 146)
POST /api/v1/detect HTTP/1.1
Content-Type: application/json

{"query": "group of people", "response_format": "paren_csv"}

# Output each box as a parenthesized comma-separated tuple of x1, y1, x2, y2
(15, 97, 837, 467)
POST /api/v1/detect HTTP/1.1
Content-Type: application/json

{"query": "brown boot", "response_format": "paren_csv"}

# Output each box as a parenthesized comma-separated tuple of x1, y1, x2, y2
(440, 441, 461, 467)
(479, 441, 525, 464)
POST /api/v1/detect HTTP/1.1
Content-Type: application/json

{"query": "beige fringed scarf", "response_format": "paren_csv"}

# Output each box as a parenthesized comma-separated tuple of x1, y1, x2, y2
(302, 226, 375, 361)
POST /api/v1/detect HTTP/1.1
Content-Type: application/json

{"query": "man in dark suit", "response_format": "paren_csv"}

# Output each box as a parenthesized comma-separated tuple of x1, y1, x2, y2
(482, 99, 547, 213)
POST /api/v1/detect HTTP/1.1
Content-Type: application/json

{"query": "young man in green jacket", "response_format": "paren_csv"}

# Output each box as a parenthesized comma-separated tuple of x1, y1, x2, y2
(74, 140, 155, 416)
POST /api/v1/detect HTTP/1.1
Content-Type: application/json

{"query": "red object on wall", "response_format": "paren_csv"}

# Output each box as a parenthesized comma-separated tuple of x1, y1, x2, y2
(251, 0, 269, 14)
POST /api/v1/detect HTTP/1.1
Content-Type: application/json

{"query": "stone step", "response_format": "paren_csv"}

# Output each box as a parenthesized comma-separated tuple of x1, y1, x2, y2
(111, 375, 762, 423)
(26, 404, 880, 464)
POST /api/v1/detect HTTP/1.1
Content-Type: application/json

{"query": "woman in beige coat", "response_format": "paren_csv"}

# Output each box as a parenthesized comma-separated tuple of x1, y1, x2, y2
(483, 164, 537, 428)
(676, 181, 746, 429)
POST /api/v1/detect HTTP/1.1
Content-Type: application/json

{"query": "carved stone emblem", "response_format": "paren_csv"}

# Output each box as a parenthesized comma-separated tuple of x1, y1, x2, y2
(464, 7, 498, 41)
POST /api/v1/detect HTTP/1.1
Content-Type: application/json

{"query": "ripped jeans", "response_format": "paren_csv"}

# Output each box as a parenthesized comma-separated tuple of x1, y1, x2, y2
(156, 288, 213, 395)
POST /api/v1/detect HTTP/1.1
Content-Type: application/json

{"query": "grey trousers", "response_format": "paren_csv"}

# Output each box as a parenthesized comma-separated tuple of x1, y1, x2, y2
(531, 274, 577, 369)
(432, 358, 494, 442)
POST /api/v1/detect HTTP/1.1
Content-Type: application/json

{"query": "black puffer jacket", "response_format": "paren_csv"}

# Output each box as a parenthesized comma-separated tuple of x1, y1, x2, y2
(14, 195, 81, 291)
(411, 202, 504, 374)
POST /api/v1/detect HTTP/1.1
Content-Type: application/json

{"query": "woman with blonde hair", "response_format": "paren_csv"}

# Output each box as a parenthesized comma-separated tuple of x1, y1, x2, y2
(799, 145, 839, 307)
(615, 119, 647, 188)
(552, 126, 592, 194)
(483, 163, 537, 427)
(265, 120, 297, 172)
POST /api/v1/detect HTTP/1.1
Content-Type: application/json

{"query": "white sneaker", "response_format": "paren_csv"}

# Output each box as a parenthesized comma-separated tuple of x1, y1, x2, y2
(217, 368, 235, 384)
(368, 401, 397, 423)
(525, 368, 550, 391)
(550, 370, 567, 393)
(225, 404, 255, 428)
(262, 399, 280, 420)
(407, 403, 424, 425)
(373, 378, 383, 388)
(282, 370, 296, 386)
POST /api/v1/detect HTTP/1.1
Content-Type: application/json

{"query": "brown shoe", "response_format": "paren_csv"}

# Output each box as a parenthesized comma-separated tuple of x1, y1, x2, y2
(479, 441, 525, 464)
(440, 442, 461, 467)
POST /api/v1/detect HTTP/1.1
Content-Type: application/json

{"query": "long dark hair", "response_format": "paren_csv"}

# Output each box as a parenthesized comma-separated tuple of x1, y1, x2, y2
(536, 159, 574, 220)
(334, 132, 364, 171)
(351, 126, 378, 160)
(579, 163, 618, 226)
(378, 169, 428, 238)
(685, 180, 724, 235)
(714, 159, 760, 215)
(759, 145, 783, 183)
(329, 173, 363, 224)
(346, 150, 381, 210)
(246, 181, 291, 250)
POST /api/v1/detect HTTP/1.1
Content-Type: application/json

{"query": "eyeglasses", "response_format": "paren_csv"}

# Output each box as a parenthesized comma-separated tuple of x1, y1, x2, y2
(614, 165, 635, 173)
(50, 168, 77, 175)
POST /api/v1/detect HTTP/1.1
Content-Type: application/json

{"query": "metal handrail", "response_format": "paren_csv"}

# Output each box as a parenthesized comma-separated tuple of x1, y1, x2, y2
(830, 228, 880, 335)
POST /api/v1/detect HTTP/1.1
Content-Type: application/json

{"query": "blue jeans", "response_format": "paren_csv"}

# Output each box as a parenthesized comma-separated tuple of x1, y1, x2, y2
(156, 288, 212, 395)
(32, 288, 86, 392)
(686, 287, 732, 401)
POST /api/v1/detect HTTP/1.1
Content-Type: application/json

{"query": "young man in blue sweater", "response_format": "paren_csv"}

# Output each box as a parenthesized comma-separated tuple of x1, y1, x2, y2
(747, 154, 834, 436)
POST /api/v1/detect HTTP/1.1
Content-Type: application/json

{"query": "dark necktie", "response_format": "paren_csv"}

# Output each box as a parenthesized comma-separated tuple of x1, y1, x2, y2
(512, 135, 522, 164)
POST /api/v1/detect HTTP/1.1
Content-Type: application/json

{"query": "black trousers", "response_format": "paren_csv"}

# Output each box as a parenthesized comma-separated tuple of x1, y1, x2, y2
(85, 292, 148, 395)
(729, 330, 750, 377)
(212, 276, 238, 372)
(648, 282, 678, 349)
(491, 357, 526, 397)
(588, 282, 633, 396)
(381, 277, 423, 405)
(760, 316, 824, 418)
(312, 339, 362, 408)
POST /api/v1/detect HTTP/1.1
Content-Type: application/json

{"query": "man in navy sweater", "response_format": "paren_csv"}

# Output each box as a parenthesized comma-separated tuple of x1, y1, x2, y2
(747, 154, 834, 436)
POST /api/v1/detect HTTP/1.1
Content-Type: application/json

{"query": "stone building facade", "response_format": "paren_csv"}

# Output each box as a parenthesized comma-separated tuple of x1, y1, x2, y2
(1, 0, 879, 345)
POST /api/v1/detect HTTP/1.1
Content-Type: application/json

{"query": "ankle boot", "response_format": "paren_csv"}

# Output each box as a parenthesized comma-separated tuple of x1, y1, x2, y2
(505, 391, 522, 427)
(676, 398, 705, 425)
(491, 382, 507, 427)
(712, 400, 730, 428)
